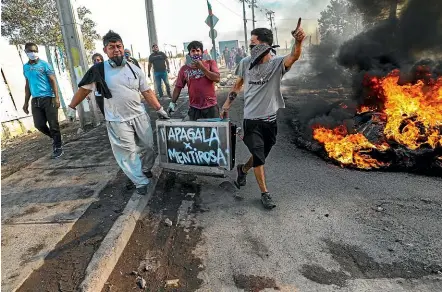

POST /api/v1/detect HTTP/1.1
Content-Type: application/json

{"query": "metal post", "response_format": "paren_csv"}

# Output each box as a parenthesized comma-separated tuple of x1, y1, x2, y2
(242, 0, 248, 53)
(251, 0, 256, 29)
(55, 0, 100, 128)
(145, 0, 159, 48)
(273, 13, 279, 45)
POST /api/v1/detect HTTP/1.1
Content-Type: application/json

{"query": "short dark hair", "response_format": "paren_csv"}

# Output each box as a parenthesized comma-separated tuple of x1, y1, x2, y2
(103, 30, 123, 46)
(25, 42, 38, 50)
(92, 53, 103, 62)
(251, 28, 273, 45)
(187, 41, 203, 52)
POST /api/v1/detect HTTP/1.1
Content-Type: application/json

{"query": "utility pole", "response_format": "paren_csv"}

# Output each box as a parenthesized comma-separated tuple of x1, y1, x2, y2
(265, 10, 278, 45)
(145, 0, 159, 49)
(241, 0, 248, 53)
(55, 0, 100, 128)
(249, 0, 257, 29)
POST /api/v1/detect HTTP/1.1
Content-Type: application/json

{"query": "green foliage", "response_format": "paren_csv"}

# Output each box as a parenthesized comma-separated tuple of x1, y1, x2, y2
(318, 0, 363, 44)
(1, 0, 100, 53)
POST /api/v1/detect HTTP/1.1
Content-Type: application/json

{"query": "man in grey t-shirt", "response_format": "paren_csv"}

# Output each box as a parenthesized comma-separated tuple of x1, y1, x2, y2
(220, 19, 306, 209)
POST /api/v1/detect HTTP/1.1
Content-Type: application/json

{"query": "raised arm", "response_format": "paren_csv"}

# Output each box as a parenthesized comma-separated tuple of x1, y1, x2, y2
(284, 18, 306, 69)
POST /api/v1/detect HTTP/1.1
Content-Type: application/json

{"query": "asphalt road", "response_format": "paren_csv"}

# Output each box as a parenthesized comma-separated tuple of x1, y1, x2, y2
(105, 66, 442, 291)
(194, 91, 442, 291)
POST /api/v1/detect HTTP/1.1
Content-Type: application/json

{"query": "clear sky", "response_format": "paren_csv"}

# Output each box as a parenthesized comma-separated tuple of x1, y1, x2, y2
(76, 0, 330, 58)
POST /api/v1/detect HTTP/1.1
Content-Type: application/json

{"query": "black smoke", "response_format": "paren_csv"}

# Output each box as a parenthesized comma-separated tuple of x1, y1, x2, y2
(291, 0, 442, 173)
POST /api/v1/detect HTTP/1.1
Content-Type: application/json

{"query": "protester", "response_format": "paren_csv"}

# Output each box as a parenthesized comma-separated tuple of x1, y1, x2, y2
(235, 47, 244, 65)
(223, 47, 230, 67)
(229, 47, 236, 70)
(168, 41, 220, 121)
(220, 19, 306, 209)
(67, 30, 169, 195)
(148, 44, 171, 99)
(124, 48, 140, 68)
(22, 42, 64, 158)
(91, 53, 105, 116)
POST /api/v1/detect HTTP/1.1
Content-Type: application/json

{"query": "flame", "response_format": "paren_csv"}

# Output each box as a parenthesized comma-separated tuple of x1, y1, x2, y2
(381, 71, 442, 150)
(357, 105, 376, 114)
(313, 69, 442, 169)
(313, 126, 389, 169)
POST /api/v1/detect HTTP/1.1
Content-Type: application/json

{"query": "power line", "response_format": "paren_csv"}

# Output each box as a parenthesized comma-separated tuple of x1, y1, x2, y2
(211, 0, 243, 18)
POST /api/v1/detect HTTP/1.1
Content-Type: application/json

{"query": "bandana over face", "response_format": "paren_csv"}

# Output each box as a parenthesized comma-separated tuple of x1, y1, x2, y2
(249, 44, 280, 70)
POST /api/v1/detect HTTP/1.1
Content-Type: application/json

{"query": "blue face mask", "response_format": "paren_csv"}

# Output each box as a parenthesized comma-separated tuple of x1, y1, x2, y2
(124, 52, 130, 58)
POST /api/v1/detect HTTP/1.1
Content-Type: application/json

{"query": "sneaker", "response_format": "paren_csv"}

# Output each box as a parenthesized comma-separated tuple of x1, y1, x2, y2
(136, 185, 148, 196)
(126, 179, 135, 190)
(143, 170, 153, 178)
(235, 164, 247, 188)
(51, 148, 64, 159)
(261, 192, 276, 209)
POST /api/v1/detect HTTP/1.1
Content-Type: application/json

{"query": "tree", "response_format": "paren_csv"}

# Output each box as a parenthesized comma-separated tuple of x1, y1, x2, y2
(318, 0, 363, 44)
(1, 0, 100, 54)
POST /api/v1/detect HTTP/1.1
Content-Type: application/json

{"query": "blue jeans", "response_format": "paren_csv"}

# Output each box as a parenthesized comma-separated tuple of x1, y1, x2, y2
(154, 71, 171, 97)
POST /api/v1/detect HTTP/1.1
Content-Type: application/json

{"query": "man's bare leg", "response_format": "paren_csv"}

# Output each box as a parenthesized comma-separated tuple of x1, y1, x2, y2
(253, 165, 268, 193)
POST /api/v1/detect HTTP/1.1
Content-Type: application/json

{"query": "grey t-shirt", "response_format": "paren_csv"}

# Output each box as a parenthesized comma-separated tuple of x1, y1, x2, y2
(81, 61, 150, 122)
(235, 55, 289, 119)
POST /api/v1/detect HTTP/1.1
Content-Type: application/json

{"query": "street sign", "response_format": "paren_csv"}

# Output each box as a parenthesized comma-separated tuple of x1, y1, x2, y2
(205, 14, 219, 27)
(209, 29, 217, 39)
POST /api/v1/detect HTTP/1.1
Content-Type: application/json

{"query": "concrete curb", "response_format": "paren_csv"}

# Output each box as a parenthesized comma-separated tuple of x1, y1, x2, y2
(79, 157, 162, 292)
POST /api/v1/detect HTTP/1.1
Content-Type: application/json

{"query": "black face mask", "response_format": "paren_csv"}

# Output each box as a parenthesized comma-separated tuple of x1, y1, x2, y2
(110, 56, 124, 66)
(249, 44, 256, 50)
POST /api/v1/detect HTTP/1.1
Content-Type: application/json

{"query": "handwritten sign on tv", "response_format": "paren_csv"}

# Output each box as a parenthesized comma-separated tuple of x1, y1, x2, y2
(156, 120, 234, 171)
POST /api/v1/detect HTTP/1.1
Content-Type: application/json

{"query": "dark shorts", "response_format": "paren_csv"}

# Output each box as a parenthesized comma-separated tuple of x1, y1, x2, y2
(188, 105, 220, 121)
(243, 119, 277, 167)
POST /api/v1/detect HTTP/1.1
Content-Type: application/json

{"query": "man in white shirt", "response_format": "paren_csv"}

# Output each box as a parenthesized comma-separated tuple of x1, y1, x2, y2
(67, 30, 169, 195)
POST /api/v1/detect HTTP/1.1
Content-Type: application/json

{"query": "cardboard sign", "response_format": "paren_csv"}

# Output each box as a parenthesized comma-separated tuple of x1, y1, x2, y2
(156, 120, 236, 174)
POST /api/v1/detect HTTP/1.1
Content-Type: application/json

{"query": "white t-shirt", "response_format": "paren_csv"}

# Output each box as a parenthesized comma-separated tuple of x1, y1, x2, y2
(82, 61, 150, 122)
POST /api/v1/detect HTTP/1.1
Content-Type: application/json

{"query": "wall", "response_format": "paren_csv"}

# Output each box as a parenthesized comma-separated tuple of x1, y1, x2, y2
(0, 40, 74, 139)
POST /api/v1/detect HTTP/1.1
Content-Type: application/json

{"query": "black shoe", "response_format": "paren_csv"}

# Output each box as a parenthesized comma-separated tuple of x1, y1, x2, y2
(126, 179, 135, 190)
(136, 185, 148, 196)
(235, 164, 247, 188)
(261, 192, 276, 209)
(143, 170, 153, 178)
(51, 147, 64, 159)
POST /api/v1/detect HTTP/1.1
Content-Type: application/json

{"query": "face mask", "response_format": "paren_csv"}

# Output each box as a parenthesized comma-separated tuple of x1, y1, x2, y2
(124, 52, 130, 58)
(26, 52, 38, 61)
(190, 54, 202, 61)
(110, 56, 124, 66)
(249, 44, 256, 50)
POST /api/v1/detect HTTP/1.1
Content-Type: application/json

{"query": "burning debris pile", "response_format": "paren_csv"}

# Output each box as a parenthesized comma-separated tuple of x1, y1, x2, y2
(292, 0, 442, 173)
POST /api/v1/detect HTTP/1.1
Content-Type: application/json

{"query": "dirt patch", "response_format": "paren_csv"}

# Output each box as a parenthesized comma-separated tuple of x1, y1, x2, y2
(102, 171, 205, 292)
(233, 274, 280, 291)
(1, 121, 84, 179)
(301, 239, 440, 287)
(17, 171, 133, 292)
